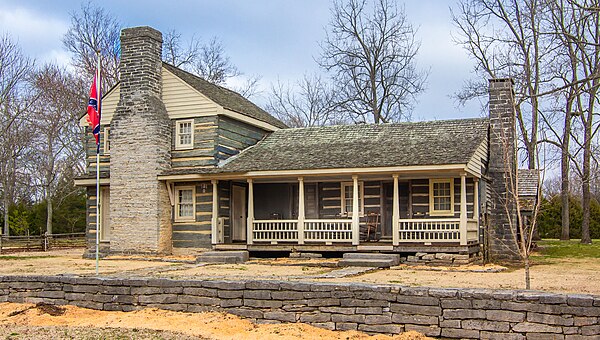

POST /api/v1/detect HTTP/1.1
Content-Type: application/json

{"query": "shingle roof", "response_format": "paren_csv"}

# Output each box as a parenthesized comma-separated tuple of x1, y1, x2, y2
(518, 169, 540, 197)
(162, 63, 287, 129)
(213, 118, 489, 173)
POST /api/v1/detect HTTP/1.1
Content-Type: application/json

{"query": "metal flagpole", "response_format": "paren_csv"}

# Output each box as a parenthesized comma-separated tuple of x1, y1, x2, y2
(95, 51, 101, 276)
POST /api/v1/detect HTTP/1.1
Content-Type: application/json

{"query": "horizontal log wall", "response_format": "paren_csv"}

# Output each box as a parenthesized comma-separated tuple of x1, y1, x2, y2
(85, 125, 110, 176)
(0, 276, 598, 339)
(216, 116, 268, 161)
(171, 117, 218, 168)
(172, 181, 212, 249)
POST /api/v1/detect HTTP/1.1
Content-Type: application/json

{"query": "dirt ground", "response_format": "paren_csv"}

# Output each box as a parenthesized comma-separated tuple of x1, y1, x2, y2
(1, 248, 598, 339)
(0, 302, 432, 340)
(1, 248, 599, 294)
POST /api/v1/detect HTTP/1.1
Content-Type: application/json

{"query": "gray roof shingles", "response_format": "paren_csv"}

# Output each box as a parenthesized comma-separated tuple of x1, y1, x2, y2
(212, 118, 490, 173)
(163, 63, 287, 129)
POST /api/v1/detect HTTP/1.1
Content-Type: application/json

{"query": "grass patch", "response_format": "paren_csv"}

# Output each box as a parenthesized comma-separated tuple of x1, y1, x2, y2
(0, 255, 58, 261)
(533, 239, 600, 260)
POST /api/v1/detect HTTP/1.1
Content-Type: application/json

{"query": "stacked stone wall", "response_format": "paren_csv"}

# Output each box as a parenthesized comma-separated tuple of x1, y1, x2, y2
(109, 26, 172, 254)
(1, 276, 598, 339)
(487, 78, 520, 260)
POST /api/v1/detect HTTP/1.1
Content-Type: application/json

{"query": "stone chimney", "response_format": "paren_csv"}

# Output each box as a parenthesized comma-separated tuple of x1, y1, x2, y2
(487, 78, 519, 260)
(110, 26, 172, 254)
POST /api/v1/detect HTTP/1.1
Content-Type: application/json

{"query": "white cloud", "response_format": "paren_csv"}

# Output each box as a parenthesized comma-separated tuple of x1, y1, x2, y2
(0, 5, 69, 66)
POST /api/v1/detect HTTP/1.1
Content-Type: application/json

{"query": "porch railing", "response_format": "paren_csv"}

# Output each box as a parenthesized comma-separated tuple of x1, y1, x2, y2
(252, 220, 298, 243)
(304, 219, 353, 242)
(251, 218, 477, 245)
(398, 218, 461, 242)
(251, 219, 353, 244)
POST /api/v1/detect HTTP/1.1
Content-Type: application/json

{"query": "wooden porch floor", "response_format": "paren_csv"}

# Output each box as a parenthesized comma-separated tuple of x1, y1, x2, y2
(215, 242, 480, 255)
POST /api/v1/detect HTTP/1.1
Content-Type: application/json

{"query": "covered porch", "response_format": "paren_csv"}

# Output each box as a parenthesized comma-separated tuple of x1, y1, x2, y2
(209, 170, 482, 253)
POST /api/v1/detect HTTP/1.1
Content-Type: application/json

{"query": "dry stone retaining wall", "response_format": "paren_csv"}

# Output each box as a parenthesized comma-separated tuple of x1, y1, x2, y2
(0, 275, 598, 339)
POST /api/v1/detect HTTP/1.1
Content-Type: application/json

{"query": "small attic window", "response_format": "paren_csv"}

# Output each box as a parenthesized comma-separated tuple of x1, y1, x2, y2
(175, 119, 194, 150)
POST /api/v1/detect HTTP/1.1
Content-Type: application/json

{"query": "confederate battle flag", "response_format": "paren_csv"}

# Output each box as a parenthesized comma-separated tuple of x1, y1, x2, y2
(86, 73, 101, 152)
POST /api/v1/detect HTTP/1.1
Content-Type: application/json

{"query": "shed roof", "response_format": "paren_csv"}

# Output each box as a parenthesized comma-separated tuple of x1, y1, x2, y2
(162, 63, 287, 129)
(211, 118, 490, 173)
(518, 169, 540, 197)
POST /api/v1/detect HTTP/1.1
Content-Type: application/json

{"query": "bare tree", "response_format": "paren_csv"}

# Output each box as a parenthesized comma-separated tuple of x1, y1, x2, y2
(62, 4, 121, 92)
(162, 29, 201, 68)
(452, 0, 551, 170)
(319, 0, 427, 123)
(0, 34, 34, 236)
(29, 64, 85, 235)
(266, 74, 341, 127)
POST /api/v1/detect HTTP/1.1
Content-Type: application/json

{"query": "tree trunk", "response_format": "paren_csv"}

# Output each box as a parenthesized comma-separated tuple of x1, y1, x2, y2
(46, 196, 53, 235)
(524, 255, 531, 290)
(581, 128, 592, 244)
(560, 106, 571, 241)
(2, 191, 8, 236)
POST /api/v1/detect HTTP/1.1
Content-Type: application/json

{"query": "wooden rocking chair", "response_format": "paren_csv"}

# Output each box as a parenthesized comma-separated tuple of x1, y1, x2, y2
(364, 212, 380, 242)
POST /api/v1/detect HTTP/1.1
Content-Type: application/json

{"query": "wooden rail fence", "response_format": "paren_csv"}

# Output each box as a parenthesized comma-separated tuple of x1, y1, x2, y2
(0, 233, 86, 253)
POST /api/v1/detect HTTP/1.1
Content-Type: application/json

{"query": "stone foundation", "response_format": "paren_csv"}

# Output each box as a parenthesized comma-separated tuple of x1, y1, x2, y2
(1, 275, 598, 339)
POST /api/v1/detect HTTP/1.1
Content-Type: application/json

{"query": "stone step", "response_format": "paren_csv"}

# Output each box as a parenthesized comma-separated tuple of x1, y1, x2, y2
(342, 253, 400, 266)
(196, 251, 249, 264)
(337, 258, 397, 268)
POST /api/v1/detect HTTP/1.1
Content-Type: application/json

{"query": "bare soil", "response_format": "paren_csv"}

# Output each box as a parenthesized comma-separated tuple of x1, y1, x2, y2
(1, 248, 598, 338)
(0, 302, 432, 340)
(1, 248, 599, 294)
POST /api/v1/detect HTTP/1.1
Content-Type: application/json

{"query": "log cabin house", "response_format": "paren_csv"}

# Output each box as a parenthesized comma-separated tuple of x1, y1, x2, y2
(75, 26, 522, 260)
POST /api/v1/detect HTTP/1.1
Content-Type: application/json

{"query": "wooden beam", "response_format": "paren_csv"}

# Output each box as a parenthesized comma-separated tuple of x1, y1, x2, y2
(392, 174, 400, 246)
(246, 178, 254, 245)
(474, 178, 480, 243)
(352, 175, 360, 245)
(460, 173, 467, 245)
(298, 177, 305, 245)
(211, 179, 219, 245)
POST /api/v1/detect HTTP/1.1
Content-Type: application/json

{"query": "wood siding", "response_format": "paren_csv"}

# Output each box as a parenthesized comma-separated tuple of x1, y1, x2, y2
(218, 181, 232, 243)
(84, 187, 110, 255)
(171, 116, 218, 168)
(99, 84, 120, 126)
(85, 125, 110, 175)
(216, 116, 268, 161)
(172, 181, 212, 249)
(162, 68, 220, 118)
(466, 139, 489, 177)
(410, 178, 475, 218)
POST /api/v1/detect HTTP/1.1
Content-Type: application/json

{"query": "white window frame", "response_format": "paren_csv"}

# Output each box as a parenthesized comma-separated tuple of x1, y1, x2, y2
(429, 178, 454, 216)
(175, 119, 194, 150)
(175, 186, 196, 222)
(341, 181, 364, 217)
(103, 127, 110, 155)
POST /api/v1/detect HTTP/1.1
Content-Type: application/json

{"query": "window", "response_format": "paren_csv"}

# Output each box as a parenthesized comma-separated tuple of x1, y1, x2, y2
(341, 182, 364, 216)
(103, 127, 110, 155)
(430, 179, 454, 215)
(175, 119, 194, 149)
(175, 186, 195, 221)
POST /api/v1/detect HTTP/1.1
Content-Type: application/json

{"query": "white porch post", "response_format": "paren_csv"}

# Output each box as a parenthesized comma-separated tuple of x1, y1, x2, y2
(392, 174, 400, 246)
(298, 177, 305, 244)
(352, 175, 360, 245)
(247, 179, 254, 245)
(460, 173, 467, 245)
(474, 178, 480, 243)
(211, 180, 219, 245)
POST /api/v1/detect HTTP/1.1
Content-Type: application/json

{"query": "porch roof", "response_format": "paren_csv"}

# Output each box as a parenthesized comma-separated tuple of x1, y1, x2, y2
(162, 118, 489, 177)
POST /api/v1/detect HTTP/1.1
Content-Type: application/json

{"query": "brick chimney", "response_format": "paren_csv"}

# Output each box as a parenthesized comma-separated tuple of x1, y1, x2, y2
(110, 26, 172, 254)
(487, 78, 519, 260)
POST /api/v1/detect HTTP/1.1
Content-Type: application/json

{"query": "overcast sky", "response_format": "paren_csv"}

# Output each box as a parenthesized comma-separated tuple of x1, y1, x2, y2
(0, 0, 483, 121)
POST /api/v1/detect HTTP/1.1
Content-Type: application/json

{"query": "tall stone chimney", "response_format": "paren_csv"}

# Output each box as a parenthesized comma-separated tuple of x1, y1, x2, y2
(487, 78, 519, 260)
(110, 26, 172, 254)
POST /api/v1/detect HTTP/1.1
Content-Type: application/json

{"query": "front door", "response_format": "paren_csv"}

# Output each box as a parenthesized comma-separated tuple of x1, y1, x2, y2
(231, 185, 247, 241)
